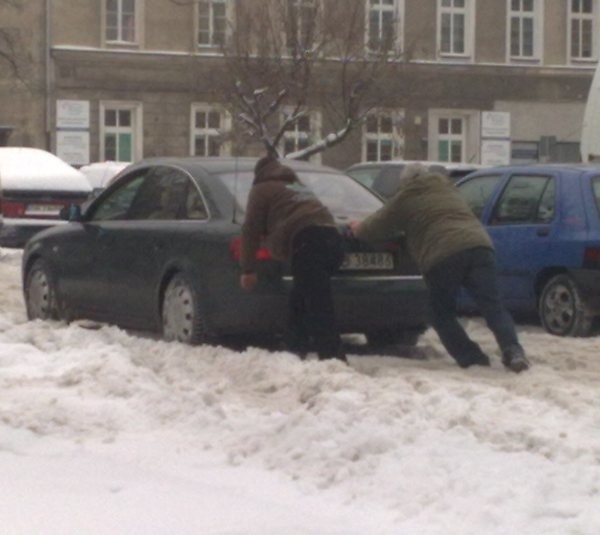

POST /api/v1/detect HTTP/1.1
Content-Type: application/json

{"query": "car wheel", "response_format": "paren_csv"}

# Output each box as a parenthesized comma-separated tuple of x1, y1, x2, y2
(161, 273, 207, 344)
(25, 259, 60, 321)
(366, 327, 423, 348)
(539, 274, 593, 336)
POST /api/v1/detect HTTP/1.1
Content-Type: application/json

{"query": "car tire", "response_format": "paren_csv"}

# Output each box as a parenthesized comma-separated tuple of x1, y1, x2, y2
(25, 258, 60, 321)
(366, 327, 423, 348)
(161, 272, 208, 344)
(539, 274, 593, 336)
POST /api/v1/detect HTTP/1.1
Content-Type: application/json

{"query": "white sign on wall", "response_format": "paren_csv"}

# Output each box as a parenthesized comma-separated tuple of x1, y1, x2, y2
(56, 130, 90, 166)
(481, 139, 511, 166)
(481, 111, 511, 139)
(56, 100, 90, 129)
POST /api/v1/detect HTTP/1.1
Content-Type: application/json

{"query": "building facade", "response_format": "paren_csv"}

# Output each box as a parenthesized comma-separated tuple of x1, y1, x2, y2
(0, 0, 596, 169)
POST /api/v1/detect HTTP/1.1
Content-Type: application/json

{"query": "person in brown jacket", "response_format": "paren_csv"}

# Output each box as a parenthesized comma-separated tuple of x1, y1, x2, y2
(240, 154, 346, 362)
(351, 163, 530, 373)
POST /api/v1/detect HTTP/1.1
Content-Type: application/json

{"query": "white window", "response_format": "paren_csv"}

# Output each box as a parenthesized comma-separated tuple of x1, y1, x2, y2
(286, 0, 317, 51)
(106, 0, 137, 43)
(367, 0, 402, 52)
(569, 0, 597, 61)
(100, 102, 142, 162)
(437, 117, 465, 162)
(363, 111, 403, 162)
(198, 0, 228, 47)
(508, 0, 542, 60)
(438, 0, 473, 57)
(280, 109, 321, 161)
(190, 104, 231, 156)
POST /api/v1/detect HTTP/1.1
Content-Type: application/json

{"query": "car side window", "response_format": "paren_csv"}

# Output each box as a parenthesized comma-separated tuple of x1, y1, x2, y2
(127, 167, 190, 220)
(89, 170, 149, 221)
(184, 184, 209, 220)
(592, 177, 600, 214)
(373, 166, 404, 198)
(457, 175, 503, 218)
(492, 174, 554, 225)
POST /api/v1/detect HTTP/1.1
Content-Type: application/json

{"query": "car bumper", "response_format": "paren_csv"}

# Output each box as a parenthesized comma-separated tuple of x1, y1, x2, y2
(212, 274, 429, 335)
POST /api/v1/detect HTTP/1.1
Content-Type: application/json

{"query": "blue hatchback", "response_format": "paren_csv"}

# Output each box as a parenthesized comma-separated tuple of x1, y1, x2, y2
(456, 164, 600, 337)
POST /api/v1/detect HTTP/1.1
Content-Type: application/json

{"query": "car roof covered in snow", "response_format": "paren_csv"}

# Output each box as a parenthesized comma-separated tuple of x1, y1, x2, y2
(79, 161, 130, 189)
(0, 147, 92, 192)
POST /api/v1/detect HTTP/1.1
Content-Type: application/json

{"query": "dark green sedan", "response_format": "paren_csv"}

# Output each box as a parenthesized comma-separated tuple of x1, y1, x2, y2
(22, 157, 428, 347)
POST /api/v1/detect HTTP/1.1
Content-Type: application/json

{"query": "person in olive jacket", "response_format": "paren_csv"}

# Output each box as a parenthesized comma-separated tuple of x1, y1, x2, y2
(240, 154, 346, 362)
(351, 163, 530, 373)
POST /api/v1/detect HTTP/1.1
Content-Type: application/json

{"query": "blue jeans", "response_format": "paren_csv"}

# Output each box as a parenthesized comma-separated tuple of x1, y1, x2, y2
(424, 247, 521, 366)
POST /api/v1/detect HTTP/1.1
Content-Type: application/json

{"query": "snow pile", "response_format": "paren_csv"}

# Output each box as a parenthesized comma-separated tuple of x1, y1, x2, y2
(1, 248, 600, 534)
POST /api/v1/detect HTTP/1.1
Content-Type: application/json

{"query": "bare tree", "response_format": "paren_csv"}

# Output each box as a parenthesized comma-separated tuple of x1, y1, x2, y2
(219, 0, 406, 160)
(0, 0, 22, 76)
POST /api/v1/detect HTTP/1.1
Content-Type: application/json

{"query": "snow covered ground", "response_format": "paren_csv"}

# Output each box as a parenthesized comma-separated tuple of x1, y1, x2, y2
(1, 247, 599, 535)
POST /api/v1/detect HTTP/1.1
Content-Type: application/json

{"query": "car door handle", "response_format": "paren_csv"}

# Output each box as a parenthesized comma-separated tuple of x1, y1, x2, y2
(536, 227, 550, 237)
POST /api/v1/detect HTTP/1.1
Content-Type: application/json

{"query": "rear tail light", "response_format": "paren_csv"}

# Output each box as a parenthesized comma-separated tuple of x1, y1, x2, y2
(229, 236, 273, 262)
(1, 200, 26, 218)
(583, 247, 600, 269)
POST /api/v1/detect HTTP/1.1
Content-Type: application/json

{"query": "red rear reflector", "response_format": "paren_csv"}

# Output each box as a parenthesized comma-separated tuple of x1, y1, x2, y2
(229, 236, 273, 261)
(1, 200, 27, 218)
(583, 247, 600, 268)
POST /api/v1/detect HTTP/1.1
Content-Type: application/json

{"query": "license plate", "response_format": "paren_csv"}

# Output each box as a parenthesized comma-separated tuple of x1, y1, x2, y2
(340, 252, 394, 270)
(25, 204, 63, 216)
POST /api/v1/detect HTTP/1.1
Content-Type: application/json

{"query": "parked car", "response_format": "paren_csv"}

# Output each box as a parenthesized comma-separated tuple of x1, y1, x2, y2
(456, 164, 600, 337)
(22, 157, 428, 347)
(79, 161, 130, 196)
(0, 147, 92, 247)
(346, 160, 484, 199)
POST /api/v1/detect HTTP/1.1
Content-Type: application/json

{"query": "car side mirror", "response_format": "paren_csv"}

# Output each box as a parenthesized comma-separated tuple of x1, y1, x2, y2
(60, 204, 82, 222)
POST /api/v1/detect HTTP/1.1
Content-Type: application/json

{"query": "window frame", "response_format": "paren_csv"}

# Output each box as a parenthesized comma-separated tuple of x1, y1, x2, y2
(506, 0, 543, 63)
(362, 110, 404, 162)
(437, 0, 475, 60)
(365, 0, 404, 54)
(568, 0, 599, 63)
(190, 103, 231, 157)
(103, 0, 143, 47)
(457, 174, 504, 219)
(436, 116, 465, 163)
(99, 101, 143, 163)
(196, 0, 231, 50)
(286, 0, 319, 53)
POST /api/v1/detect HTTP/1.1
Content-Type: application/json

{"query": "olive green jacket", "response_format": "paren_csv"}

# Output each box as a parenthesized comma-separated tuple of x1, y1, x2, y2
(354, 172, 493, 273)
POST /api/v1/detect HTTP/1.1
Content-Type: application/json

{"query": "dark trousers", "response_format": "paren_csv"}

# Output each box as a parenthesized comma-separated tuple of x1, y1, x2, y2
(287, 226, 344, 357)
(424, 247, 521, 366)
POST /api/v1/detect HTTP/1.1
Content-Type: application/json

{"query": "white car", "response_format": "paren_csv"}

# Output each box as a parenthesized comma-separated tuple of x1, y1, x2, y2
(0, 147, 92, 247)
(79, 161, 130, 195)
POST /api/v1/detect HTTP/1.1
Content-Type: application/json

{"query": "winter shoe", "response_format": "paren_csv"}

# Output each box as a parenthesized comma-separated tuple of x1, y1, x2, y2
(456, 353, 491, 369)
(502, 346, 530, 373)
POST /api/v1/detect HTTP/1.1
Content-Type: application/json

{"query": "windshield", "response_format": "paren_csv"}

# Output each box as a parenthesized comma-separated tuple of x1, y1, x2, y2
(219, 170, 383, 222)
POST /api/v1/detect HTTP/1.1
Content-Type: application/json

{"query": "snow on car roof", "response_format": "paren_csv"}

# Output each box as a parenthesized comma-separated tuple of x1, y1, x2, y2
(0, 147, 92, 192)
(79, 161, 130, 189)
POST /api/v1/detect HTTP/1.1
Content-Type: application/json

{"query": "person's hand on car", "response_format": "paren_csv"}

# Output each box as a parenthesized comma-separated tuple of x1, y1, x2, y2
(240, 272, 258, 291)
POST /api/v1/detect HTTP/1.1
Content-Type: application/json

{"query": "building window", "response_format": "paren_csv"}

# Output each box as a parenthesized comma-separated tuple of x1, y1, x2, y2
(198, 0, 228, 47)
(280, 109, 321, 161)
(367, 0, 400, 52)
(286, 0, 317, 51)
(438, 0, 472, 57)
(509, 0, 541, 59)
(363, 112, 401, 162)
(191, 105, 230, 156)
(437, 117, 464, 162)
(106, 0, 137, 43)
(100, 103, 141, 162)
(569, 0, 596, 60)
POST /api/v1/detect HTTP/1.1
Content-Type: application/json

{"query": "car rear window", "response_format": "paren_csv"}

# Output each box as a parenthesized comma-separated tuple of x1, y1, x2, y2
(218, 170, 383, 222)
